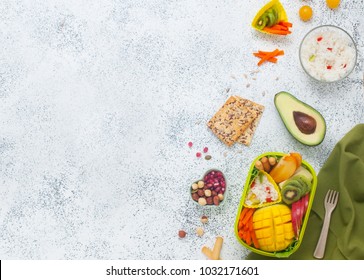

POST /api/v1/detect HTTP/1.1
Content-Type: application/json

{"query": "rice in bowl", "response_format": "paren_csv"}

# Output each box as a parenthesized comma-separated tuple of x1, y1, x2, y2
(299, 25, 357, 82)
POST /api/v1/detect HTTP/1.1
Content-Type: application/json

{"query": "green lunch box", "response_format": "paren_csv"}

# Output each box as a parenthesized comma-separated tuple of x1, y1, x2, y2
(234, 152, 317, 258)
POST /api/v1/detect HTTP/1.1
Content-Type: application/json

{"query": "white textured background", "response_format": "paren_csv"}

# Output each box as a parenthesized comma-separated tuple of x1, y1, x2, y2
(0, 0, 363, 259)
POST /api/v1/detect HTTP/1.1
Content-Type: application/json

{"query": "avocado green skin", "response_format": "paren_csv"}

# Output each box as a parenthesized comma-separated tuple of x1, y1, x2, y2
(274, 91, 327, 146)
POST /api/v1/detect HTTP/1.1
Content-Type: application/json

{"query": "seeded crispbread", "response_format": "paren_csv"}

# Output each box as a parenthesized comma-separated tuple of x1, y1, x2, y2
(234, 95, 265, 146)
(207, 96, 257, 146)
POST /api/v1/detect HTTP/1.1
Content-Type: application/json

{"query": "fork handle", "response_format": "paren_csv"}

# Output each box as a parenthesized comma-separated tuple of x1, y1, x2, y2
(313, 211, 333, 259)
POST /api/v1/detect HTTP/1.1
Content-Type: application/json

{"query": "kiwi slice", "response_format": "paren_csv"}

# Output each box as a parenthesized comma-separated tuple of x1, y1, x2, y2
(256, 15, 268, 29)
(281, 185, 302, 205)
(297, 175, 312, 194)
(282, 179, 303, 191)
(265, 9, 277, 27)
(289, 175, 312, 195)
(272, 8, 279, 23)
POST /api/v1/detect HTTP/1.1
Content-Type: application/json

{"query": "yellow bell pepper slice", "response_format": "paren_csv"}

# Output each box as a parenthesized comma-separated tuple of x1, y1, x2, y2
(251, 0, 288, 34)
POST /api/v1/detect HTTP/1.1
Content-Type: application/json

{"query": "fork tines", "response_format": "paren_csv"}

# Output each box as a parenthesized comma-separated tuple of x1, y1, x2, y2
(326, 189, 339, 204)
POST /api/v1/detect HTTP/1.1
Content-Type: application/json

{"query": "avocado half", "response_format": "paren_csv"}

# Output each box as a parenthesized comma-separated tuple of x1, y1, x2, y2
(274, 91, 326, 146)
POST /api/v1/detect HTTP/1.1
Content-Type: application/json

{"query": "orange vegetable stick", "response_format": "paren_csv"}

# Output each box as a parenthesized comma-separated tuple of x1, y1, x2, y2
(238, 219, 244, 230)
(242, 208, 254, 225)
(245, 230, 252, 245)
(248, 216, 254, 232)
(258, 49, 280, 66)
(279, 21, 293, 28)
(270, 24, 288, 31)
(240, 207, 249, 220)
(253, 53, 278, 63)
(263, 27, 291, 35)
(244, 223, 249, 232)
(238, 207, 249, 229)
(238, 230, 244, 239)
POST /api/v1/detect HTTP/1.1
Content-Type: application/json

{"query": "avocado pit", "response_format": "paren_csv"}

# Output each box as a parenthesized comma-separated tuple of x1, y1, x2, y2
(293, 111, 317, 135)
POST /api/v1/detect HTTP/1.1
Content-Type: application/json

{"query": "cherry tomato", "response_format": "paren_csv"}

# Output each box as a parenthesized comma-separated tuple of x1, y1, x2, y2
(326, 0, 341, 9)
(299, 5, 313, 22)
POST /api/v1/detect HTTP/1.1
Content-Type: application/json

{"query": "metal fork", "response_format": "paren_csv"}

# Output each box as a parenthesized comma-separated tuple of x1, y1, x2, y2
(313, 189, 339, 259)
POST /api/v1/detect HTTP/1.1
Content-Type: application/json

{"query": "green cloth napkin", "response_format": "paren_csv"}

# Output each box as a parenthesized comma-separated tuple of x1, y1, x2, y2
(246, 123, 364, 260)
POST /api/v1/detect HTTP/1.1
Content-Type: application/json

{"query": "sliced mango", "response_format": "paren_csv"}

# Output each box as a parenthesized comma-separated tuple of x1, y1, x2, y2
(251, 0, 288, 34)
(253, 204, 294, 252)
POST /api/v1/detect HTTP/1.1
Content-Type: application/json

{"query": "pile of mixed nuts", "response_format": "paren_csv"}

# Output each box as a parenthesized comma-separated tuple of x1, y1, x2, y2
(191, 170, 226, 206)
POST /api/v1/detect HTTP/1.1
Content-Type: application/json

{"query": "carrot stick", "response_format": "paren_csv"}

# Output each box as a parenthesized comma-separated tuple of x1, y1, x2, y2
(256, 50, 283, 56)
(248, 216, 254, 232)
(240, 207, 249, 220)
(270, 24, 288, 31)
(245, 230, 252, 245)
(263, 27, 291, 35)
(238, 207, 249, 229)
(254, 53, 278, 63)
(253, 49, 284, 66)
(279, 21, 293, 28)
(238, 219, 244, 230)
(258, 49, 280, 66)
(242, 208, 254, 225)
(244, 222, 249, 231)
(257, 50, 284, 57)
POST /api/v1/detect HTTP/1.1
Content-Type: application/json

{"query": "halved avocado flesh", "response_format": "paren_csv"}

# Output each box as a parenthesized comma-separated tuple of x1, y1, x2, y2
(274, 91, 326, 146)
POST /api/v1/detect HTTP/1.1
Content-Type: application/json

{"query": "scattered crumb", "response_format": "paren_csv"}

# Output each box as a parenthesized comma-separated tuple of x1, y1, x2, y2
(243, 73, 248, 79)
(201, 215, 208, 224)
(196, 227, 204, 237)
(252, 77, 257, 80)
(246, 83, 250, 88)
(226, 88, 231, 93)
(262, 91, 266, 97)
(223, 151, 228, 157)
(230, 74, 237, 80)
(195, 120, 201, 125)
(275, 77, 279, 81)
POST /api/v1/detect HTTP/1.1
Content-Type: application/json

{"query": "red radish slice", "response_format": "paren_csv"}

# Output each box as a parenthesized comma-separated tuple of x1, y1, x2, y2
(291, 202, 300, 238)
(303, 193, 310, 214)
(296, 200, 302, 233)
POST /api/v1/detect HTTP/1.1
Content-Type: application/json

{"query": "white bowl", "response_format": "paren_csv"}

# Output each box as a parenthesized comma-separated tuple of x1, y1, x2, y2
(299, 25, 357, 83)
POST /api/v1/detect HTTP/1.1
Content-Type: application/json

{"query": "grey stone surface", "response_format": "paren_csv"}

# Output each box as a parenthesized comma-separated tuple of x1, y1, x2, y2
(0, 0, 363, 259)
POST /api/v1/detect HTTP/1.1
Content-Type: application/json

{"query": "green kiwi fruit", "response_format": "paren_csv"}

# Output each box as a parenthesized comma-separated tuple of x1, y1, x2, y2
(281, 185, 302, 205)
(289, 175, 312, 194)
